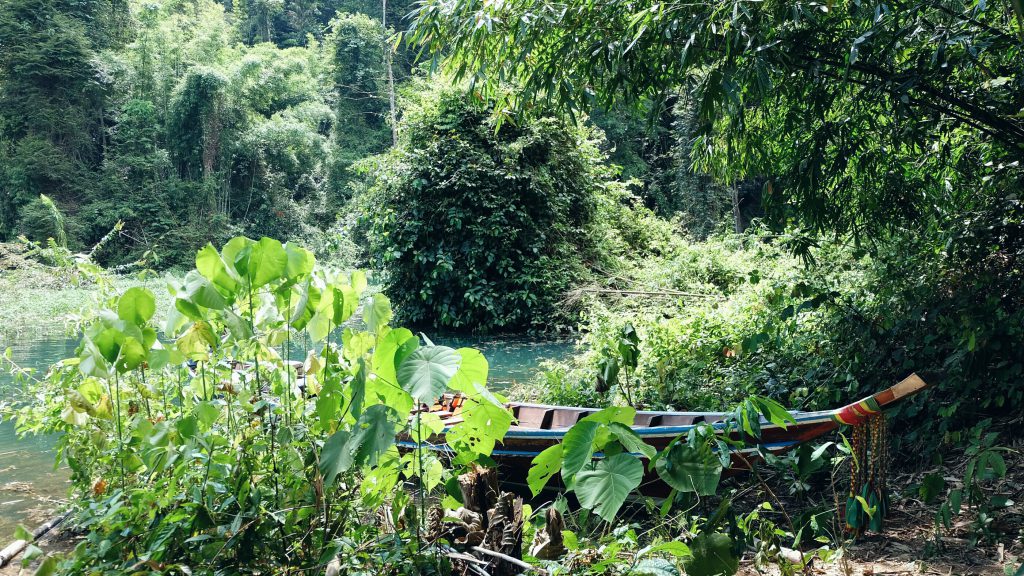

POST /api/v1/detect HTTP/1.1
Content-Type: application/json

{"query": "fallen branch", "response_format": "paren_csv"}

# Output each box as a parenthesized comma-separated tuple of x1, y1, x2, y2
(470, 546, 546, 575)
(569, 288, 723, 299)
(0, 511, 69, 567)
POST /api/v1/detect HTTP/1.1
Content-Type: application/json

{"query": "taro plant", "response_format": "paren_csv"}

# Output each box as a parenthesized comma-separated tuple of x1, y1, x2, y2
(933, 420, 1014, 546)
(13, 236, 513, 573)
(525, 394, 796, 575)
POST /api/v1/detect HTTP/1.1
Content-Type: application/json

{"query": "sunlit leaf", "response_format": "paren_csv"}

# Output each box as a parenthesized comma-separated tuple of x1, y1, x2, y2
(248, 237, 288, 288)
(363, 293, 392, 333)
(117, 287, 156, 326)
(450, 347, 488, 392)
(561, 420, 601, 483)
(527, 444, 563, 496)
(397, 345, 460, 404)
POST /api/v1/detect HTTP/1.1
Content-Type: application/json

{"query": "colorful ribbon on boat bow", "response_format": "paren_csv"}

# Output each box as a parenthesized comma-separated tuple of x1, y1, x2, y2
(845, 412, 889, 533)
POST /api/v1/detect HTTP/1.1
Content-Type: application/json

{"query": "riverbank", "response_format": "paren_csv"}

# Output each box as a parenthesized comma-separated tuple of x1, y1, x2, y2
(0, 267, 172, 343)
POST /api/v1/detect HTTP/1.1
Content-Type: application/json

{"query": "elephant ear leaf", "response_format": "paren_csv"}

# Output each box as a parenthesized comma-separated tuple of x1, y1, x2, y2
(397, 345, 459, 404)
(654, 438, 723, 496)
(574, 453, 643, 522)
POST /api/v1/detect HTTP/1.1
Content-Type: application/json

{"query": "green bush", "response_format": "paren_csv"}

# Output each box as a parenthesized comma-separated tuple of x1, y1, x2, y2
(536, 206, 1024, 456)
(360, 81, 616, 332)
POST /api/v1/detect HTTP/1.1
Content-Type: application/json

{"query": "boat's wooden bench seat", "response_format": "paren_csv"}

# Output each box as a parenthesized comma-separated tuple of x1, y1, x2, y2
(642, 413, 727, 426)
(508, 404, 730, 430)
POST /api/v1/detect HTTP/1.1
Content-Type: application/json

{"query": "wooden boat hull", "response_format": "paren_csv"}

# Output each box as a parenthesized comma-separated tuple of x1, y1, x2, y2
(400, 373, 928, 496)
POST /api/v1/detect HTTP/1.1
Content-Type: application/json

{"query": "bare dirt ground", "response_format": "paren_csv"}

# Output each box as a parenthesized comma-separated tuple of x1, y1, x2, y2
(739, 444, 1023, 576)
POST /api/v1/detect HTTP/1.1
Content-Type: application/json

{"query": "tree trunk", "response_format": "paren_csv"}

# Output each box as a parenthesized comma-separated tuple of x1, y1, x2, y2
(730, 183, 743, 233)
(382, 0, 398, 145)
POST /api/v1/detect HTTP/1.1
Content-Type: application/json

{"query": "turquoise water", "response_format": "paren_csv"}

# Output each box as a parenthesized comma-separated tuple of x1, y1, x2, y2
(0, 337, 78, 539)
(0, 333, 571, 537)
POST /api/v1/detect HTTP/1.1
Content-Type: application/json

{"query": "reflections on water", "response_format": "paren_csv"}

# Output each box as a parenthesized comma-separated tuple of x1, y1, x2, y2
(0, 333, 572, 537)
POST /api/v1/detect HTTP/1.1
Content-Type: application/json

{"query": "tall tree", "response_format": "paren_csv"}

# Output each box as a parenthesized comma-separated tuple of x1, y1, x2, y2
(327, 12, 391, 199)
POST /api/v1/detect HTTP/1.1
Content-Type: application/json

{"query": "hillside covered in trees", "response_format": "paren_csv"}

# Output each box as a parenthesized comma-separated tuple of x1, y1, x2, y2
(0, 0, 721, 270)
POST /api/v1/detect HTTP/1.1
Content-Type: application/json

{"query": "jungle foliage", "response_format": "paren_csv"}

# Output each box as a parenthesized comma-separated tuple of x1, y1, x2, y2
(409, 0, 1024, 450)
(410, 0, 1024, 241)
(0, 0, 405, 268)
(4, 237, 810, 575)
(8, 236, 516, 572)
(358, 83, 625, 332)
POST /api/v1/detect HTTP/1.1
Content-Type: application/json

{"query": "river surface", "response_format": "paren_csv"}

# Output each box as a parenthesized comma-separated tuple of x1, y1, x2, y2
(0, 334, 571, 538)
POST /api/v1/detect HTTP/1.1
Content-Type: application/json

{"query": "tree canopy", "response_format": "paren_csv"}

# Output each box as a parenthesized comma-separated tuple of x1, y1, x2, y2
(409, 0, 1024, 239)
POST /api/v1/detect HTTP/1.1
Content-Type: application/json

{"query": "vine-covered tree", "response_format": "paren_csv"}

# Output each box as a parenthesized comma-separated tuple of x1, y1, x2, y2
(327, 12, 392, 199)
(361, 82, 611, 332)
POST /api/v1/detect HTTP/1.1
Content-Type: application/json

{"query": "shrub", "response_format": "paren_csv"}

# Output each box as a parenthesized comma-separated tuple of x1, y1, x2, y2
(360, 82, 614, 332)
(535, 207, 1024, 459)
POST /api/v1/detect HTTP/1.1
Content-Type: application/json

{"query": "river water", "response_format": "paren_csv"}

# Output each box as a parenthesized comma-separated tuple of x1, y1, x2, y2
(0, 334, 572, 538)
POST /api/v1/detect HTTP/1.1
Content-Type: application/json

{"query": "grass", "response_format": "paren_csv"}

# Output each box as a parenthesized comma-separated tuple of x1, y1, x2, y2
(0, 267, 175, 345)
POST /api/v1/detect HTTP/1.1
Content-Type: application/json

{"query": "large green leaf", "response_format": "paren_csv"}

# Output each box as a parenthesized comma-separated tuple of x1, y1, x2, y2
(560, 420, 601, 481)
(368, 328, 417, 414)
(307, 288, 335, 342)
(450, 347, 488, 392)
(221, 310, 253, 342)
(196, 243, 239, 295)
(176, 321, 217, 361)
(371, 328, 416, 385)
(582, 406, 636, 426)
(248, 237, 288, 288)
(319, 405, 397, 486)
(397, 345, 459, 404)
(319, 428, 354, 487)
(350, 270, 368, 294)
(527, 444, 563, 496)
(607, 422, 656, 459)
(574, 453, 644, 522)
(115, 335, 147, 373)
(342, 328, 374, 363)
(351, 405, 398, 468)
(221, 236, 254, 278)
(444, 383, 512, 462)
(117, 287, 156, 326)
(284, 243, 315, 279)
(332, 283, 358, 324)
(183, 271, 227, 310)
(363, 293, 392, 333)
(288, 281, 320, 330)
(654, 438, 723, 496)
(79, 338, 112, 379)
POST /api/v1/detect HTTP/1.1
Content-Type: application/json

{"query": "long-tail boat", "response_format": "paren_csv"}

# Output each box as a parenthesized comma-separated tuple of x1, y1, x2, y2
(400, 373, 928, 495)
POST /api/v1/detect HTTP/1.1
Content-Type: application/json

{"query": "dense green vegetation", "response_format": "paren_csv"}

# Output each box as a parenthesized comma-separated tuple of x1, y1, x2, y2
(411, 0, 1024, 438)
(360, 83, 621, 331)
(0, 0, 408, 268)
(2, 0, 1023, 574)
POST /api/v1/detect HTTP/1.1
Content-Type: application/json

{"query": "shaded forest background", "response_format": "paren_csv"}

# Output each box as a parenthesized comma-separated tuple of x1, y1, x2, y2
(0, 0, 743, 270)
